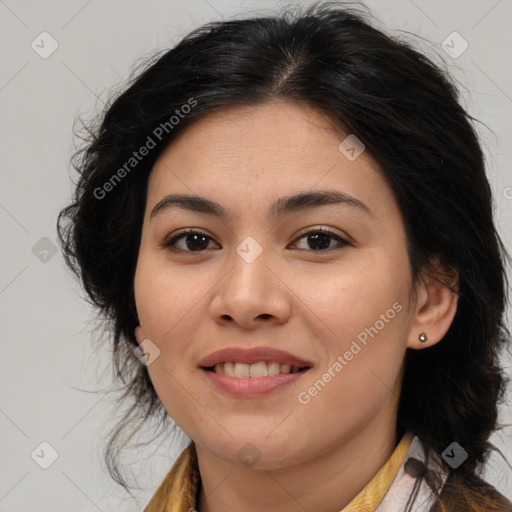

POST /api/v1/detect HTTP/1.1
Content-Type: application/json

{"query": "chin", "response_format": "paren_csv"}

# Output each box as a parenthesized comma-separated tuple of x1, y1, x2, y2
(202, 431, 311, 470)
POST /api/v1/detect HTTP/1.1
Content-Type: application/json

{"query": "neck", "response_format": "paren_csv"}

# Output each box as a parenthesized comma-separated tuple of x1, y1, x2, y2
(196, 403, 399, 512)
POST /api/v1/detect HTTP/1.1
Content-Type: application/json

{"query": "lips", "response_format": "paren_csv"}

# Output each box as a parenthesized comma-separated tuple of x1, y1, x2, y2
(202, 367, 309, 397)
(198, 346, 312, 369)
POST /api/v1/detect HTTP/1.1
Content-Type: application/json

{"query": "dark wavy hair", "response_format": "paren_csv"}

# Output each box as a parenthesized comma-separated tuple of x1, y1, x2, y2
(56, 0, 512, 506)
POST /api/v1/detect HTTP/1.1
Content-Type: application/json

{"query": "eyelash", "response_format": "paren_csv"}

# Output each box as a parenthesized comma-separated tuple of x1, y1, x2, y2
(162, 227, 349, 254)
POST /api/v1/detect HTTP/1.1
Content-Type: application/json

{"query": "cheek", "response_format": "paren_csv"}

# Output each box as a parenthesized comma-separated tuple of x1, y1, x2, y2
(302, 252, 409, 331)
(297, 275, 408, 430)
(133, 256, 201, 428)
(301, 251, 410, 387)
(134, 252, 201, 339)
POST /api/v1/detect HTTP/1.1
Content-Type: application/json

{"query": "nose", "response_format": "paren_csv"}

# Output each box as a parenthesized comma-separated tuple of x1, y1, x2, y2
(209, 244, 292, 329)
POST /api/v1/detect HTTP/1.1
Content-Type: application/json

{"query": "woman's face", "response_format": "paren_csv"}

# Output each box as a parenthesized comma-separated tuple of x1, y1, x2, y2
(134, 100, 418, 468)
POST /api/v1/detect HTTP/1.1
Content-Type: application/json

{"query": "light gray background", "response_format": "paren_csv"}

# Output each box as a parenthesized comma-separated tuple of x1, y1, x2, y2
(1, 0, 511, 510)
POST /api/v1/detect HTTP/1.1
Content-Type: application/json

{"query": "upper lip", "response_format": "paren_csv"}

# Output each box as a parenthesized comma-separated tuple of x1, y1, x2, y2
(198, 346, 312, 368)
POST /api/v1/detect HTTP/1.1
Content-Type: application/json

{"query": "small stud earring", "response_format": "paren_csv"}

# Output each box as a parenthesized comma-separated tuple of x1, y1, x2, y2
(418, 332, 428, 343)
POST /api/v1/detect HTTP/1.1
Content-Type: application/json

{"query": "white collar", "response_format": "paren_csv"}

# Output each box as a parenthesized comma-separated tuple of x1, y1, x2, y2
(373, 433, 449, 512)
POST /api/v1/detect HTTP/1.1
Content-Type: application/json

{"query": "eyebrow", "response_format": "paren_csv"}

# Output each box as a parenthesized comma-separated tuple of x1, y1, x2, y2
(150, 190, 372, 220)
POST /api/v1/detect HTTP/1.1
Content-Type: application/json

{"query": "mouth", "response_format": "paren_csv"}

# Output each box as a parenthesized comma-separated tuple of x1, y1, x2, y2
(200, 362, 312, 397)
(202, 361, 312, 377)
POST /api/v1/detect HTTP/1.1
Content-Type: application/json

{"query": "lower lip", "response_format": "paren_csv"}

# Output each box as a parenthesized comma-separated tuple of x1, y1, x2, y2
(200, 368, 310, 397)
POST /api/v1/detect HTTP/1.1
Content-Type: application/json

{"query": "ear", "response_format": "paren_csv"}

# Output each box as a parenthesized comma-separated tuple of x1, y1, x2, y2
(407, 261, 459, 350)
(135, 324, 144, 344)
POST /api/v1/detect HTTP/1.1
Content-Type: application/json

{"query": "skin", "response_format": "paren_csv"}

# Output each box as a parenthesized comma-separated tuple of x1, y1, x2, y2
(133, 99, 458, 512)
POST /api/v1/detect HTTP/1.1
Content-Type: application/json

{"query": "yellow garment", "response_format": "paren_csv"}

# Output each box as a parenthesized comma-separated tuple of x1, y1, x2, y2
(143, 432, 414, 512)
(343, 431, 413, 511)
(143, 441, 199, 512)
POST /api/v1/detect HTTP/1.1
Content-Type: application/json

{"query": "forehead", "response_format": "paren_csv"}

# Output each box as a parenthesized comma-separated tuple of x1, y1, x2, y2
(145, 100, 394, 221)
(161, 100, 344, 161)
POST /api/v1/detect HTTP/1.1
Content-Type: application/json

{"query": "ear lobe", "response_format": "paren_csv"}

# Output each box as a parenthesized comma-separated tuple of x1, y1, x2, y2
(407, 265, 459, 350)
(135, 325, 143, 344)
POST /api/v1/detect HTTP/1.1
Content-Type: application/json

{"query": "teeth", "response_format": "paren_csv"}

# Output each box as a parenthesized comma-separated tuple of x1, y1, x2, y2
(249, 361, 267, 377)
(234, 362, 250, 378)
(280, 364, 291, 374)
(211, 361, 306, 377)
(224, 361, 234, 376)
(267, 362, 280, 376)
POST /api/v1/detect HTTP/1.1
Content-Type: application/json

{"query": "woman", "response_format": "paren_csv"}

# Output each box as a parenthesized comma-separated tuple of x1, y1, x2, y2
(57, 1, 512, 510)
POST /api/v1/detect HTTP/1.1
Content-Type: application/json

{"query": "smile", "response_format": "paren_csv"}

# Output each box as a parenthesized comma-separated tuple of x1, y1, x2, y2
(204, 361, 311, 377)
(201, 364, 311, 398)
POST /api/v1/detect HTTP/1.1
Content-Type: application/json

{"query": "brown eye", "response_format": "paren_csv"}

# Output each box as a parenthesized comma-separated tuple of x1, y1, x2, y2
(164, 231, 218, 252)
(292, 228, 348, 252)
(163, 227, 348, 254)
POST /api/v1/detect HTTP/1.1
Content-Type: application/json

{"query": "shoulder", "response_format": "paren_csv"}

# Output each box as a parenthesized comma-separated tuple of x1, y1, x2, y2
(431, 471, 512, 512)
